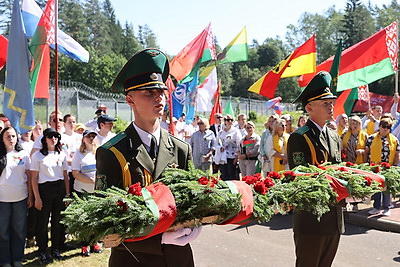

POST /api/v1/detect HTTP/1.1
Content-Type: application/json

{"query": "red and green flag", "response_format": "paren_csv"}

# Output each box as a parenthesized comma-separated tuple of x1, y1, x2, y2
(199, 27, 248, 82)
(223, 96, 235, 117)
(299, 21, 398, 91)
(170, 23, 216, 83)
(28, 0, 55, 99)
(248, 35, 316, 98)
(0, 35, 8, 70)
(209, 80, 222, 125)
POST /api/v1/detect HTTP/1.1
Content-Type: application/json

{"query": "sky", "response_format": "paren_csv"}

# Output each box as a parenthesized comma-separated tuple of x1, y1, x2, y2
(110, 0, 393, 55)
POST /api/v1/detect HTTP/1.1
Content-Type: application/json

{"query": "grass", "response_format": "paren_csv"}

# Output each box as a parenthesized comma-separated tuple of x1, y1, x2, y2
(23, 241, 111, 266)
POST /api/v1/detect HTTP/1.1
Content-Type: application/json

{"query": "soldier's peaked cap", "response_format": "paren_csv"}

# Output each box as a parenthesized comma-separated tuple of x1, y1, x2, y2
(111, 48, 169, 93)
(293, 71, 336, 108)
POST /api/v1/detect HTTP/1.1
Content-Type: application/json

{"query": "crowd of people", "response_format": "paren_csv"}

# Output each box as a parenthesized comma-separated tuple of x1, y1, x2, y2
(1, 96, 400, 265)
(0, 49, 399, 267)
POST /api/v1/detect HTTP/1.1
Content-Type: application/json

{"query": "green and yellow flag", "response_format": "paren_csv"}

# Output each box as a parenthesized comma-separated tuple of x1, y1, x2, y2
(199, 27, 248, 82)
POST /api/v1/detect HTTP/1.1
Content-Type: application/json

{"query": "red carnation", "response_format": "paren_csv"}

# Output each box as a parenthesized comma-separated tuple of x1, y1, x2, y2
(254, 181, 268, 195)
(339, 167, 346, 172)
(267, 171, 281, 179)
(116, 200, 128, 212)
(381, 162, 391, 169)
(197, 177, 209, 185)
(345, 162, 355, 167)
(364, 176, 372, 186)
(317, 165, 327, 170)
(210, 177, 219, 187)
(264, 178, 275, 188)
(127, 183, 143, 196)
(242, 175, 260, 185)
(253, 173, 262, 180)
(372, 166, 381, 173)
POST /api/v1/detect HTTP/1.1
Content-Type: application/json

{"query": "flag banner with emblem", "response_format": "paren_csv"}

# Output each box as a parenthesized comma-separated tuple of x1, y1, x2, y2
(172, 82, 188, 119)
(223, 96, 235, 116)
(28, 0, 55, 99)
(0, 35, 8, 70)
(299, 21, 398, 91)
(209, 80, 222, 125)
(21, 0, 89, 63)
(273, 103, 284, 115)
(329, 39, 342, 95)
(248, 35, 316, 98)
(357, 84, 369, 101)
(199, 27, 248, 82)
(196, 68, 218, 112)
(170, 23, 216, 83)
(184, 72, 199, 124)
(4, 0, 35, 134)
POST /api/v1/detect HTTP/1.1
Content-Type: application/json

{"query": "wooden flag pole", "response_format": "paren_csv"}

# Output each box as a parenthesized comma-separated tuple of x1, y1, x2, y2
(395, 20, 399, 94)
(54, 0, 59, 129)
(366, 84, 371, 110)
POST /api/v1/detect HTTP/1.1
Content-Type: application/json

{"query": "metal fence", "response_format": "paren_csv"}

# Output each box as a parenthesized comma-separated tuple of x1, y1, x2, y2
(0, 80, 297, 125)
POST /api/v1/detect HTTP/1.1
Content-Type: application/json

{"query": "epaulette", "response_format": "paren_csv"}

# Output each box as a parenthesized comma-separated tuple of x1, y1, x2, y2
(295, 125, 310, 135)
(101, 132, 127, 149)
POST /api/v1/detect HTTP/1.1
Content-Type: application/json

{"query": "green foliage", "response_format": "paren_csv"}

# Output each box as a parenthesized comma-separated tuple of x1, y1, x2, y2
(62, 187, 157, 244)
(112, 116, 130, 134)
(248, 111, 257, 121)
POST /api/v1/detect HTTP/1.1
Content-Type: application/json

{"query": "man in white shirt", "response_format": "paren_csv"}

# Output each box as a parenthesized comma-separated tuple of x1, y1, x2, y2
(94, 114, 117, 146)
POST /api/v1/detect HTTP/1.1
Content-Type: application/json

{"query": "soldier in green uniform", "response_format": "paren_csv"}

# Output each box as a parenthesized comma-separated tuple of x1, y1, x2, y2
(95, 49, 199, 267)
(287, 71, 343, 267)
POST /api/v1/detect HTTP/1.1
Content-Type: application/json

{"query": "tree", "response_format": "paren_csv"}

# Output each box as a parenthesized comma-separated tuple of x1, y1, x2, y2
(0, 0, 13, 35)
(340, 0, 376, 49)
(137, 24, 159, 48)
(121, 22, 143, 59)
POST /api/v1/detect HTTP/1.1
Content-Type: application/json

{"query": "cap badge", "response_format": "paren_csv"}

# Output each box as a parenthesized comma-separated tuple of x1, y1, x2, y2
(147, 51, 160, 57)
(150, 73, 158, 81)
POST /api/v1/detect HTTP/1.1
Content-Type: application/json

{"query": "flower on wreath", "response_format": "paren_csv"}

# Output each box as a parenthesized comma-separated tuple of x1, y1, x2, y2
(339, 167, 346, 172)
(267, 171, 281, 179)
(197, 177, 209, 185)
(317, 165, 327, 170)
(381, 162, 391, 169)
(346, 162, 355, 167)
(283, 171, 296, 181)
(128, 183, 143, 196)
(372, 166, 381, 173)
(210, 177, 219, 187)
(264, 177, 275, 188)
(364, 176, 372, 186)
(242, 175, 261, 185)
(116, 200, 128, 212)
(254, 181, 268, 195)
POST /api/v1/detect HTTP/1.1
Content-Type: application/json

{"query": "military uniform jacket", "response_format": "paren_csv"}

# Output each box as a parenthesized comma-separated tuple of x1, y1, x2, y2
(287, 119, 344, 235)
(95, 123, 192, 255)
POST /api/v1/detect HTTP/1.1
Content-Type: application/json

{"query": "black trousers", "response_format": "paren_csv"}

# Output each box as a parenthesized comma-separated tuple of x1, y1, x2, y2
(220, 158, 239, 180)
(36, 180, 65, 253)
(26, 207, 37, 240)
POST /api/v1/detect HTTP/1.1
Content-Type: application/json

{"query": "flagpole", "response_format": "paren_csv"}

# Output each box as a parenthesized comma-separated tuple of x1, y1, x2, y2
(54, 0, 59, 129)
(395, 20, 399, 94)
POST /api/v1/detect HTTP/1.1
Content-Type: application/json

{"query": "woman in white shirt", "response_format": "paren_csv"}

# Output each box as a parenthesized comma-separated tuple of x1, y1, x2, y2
(31, 128, 69, 264)
(0, 127, 31, 267)
(218, 115, 242, 180)
(71, 130, 101, 256)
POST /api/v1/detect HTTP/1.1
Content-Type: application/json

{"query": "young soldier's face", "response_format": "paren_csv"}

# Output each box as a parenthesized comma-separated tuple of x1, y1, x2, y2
(308, 99, 335, 121)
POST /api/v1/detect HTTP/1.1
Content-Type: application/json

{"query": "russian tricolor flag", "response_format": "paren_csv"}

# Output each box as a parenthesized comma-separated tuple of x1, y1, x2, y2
(21, 0, 89, 63)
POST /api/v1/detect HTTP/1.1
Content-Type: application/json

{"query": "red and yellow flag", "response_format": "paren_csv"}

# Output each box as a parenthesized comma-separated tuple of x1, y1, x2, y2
(0, 35, 8, 70)
(248, 35, 316, 98)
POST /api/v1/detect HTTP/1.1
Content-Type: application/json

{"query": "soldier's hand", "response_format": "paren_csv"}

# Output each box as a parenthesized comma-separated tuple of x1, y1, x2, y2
(102, 234, 124, 248)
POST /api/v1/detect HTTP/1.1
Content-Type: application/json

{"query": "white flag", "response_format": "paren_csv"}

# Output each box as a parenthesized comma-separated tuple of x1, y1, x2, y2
(196, 68, 218, 112)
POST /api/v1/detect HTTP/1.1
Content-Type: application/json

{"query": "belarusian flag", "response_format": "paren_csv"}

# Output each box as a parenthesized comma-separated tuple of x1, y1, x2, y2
(299, 21, 398, 91)
(170, 23, 216, 83)
(248, 35, 316, 98)
(199, 27, 248, 82)
(29, 0, 55, 99)
(333, 85, 369, 118)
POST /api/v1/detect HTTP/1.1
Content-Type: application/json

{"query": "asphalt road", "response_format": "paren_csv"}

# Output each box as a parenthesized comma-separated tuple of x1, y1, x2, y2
(191, 214, 400, 267)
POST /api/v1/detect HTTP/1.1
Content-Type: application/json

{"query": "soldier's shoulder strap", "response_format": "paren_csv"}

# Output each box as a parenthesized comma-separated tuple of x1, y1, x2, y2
(101, 132, 127, 149)
(295, 125, 310, 135)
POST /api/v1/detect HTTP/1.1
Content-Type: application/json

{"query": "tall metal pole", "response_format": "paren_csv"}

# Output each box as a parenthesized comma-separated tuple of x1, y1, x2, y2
(54, 0, 59, 129)
(395, 20, 399, 94)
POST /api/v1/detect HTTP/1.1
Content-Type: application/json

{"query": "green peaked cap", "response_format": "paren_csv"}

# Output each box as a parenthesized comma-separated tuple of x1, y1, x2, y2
(111, 48, 170, 93)
(293, 71, 336, 108)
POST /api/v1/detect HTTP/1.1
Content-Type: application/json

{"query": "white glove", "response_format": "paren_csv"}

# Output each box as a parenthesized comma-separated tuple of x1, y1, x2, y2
(161, 227, 202, 246)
